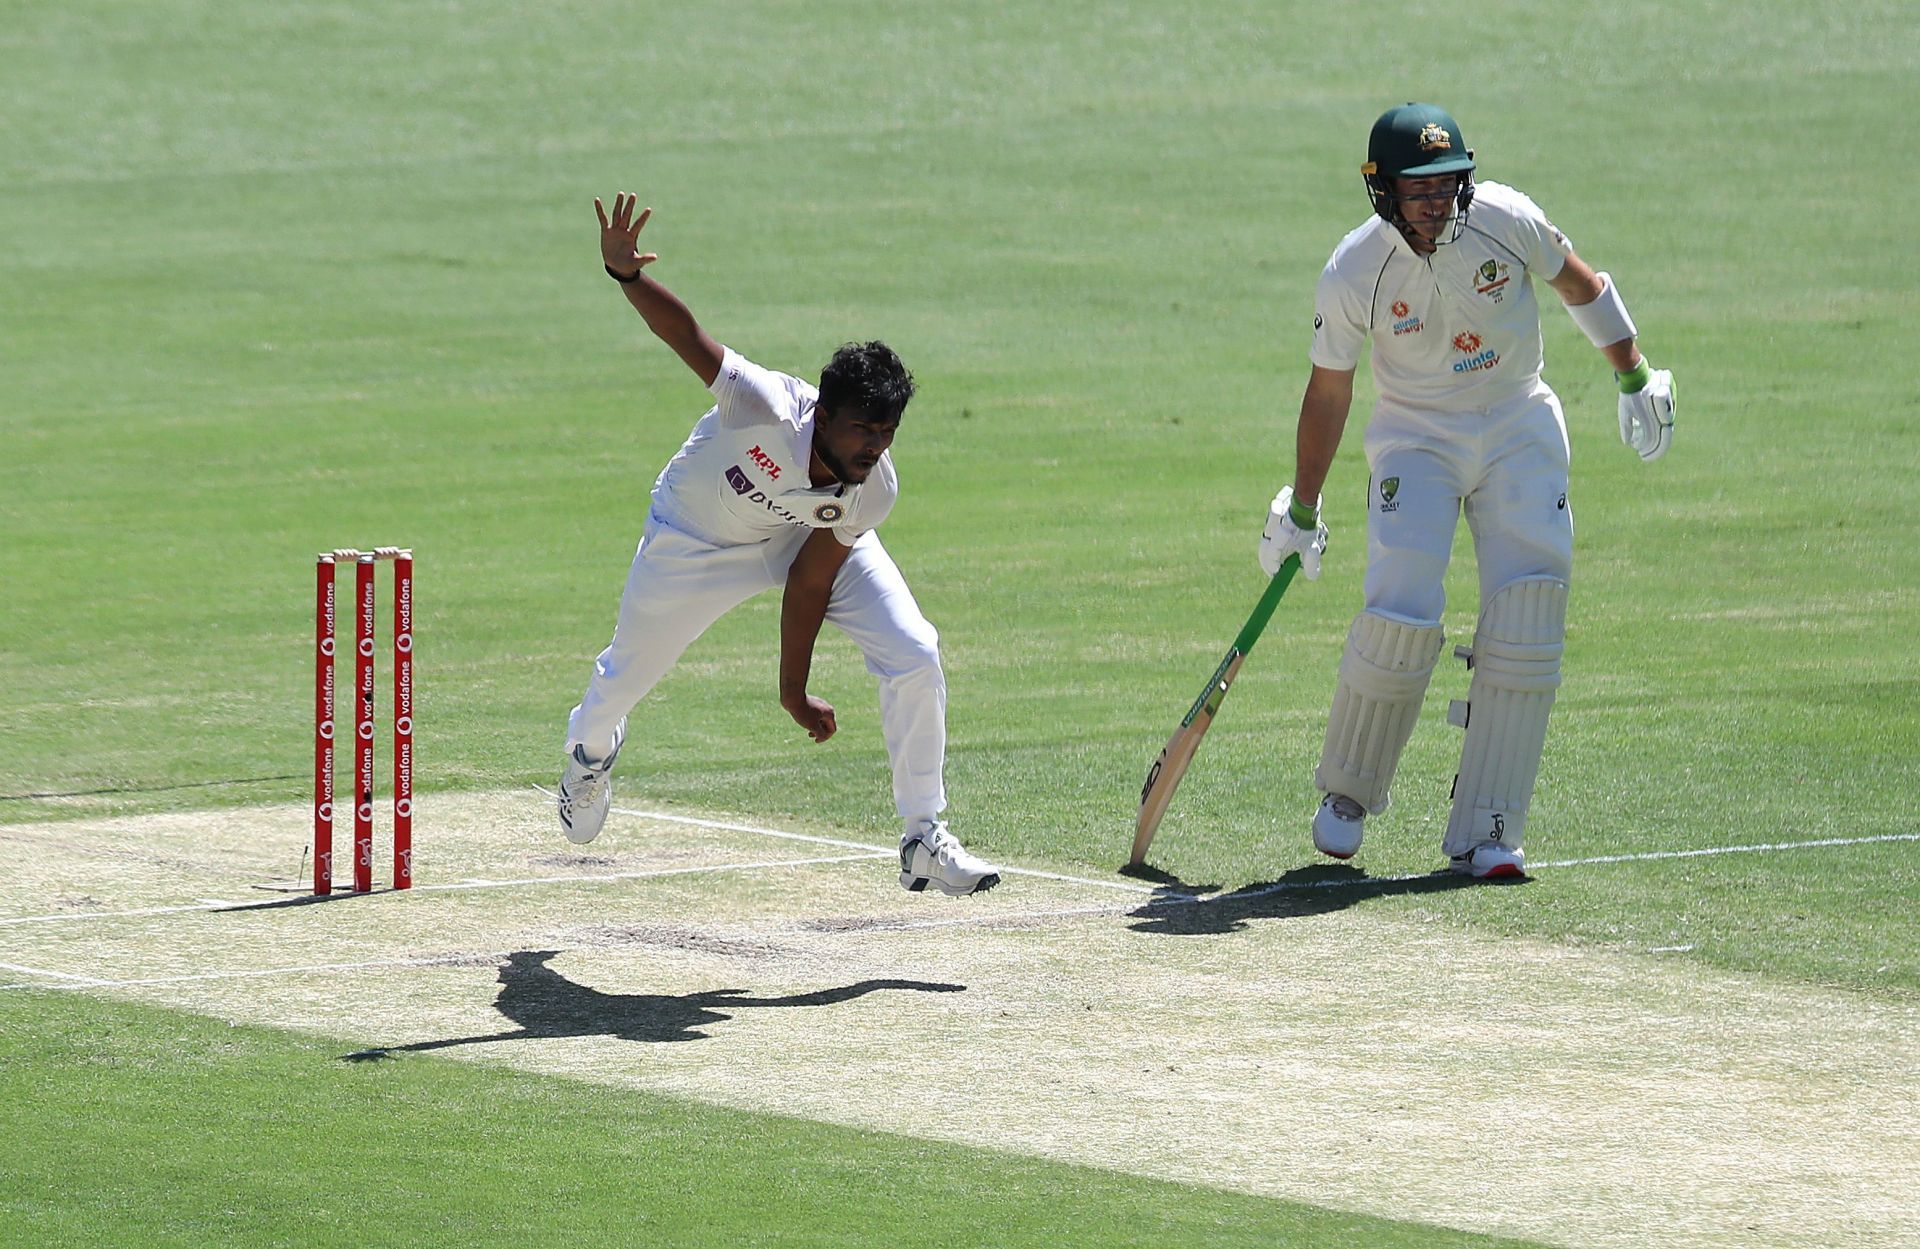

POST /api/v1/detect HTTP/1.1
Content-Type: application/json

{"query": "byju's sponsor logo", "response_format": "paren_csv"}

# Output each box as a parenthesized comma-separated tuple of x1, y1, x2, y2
(730, 468, 843, 528)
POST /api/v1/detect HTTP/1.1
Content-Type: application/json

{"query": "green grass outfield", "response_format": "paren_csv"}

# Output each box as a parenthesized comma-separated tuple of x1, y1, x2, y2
(3, 1, 1917, 1244)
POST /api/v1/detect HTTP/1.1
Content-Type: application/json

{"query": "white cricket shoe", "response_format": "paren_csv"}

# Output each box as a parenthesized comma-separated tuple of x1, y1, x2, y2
(1450, 842, 1527, 879)
(557, 720, 625, 845)
(1312, 793, 1366, 859)
(899, 819, 1001, 897)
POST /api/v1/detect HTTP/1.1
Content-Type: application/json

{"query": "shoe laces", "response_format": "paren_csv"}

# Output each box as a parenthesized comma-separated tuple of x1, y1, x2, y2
(564, 769, 607, 814)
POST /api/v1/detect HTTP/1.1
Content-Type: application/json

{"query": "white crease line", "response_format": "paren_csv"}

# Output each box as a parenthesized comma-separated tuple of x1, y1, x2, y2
(0, 960, 111, 985)
(415, 851, 893, 892)
(1531, 832, 1920, 868)
(533, 784, 1166, 897)
(4, 831, 1915, 992)
(0, 853, 894, 926)
(4, 950, 526, 993)
(0, 901, 248, 926)
(830, 833, 1920, 935)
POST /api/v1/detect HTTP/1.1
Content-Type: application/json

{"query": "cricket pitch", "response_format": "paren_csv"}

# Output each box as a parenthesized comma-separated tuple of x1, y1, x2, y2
(3, 792, 1916, 1248)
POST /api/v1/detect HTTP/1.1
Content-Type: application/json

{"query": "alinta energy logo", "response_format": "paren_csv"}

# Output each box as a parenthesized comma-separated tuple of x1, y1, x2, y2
(1452, 330, 1499, 374)
(1390, 298, 1422, 336)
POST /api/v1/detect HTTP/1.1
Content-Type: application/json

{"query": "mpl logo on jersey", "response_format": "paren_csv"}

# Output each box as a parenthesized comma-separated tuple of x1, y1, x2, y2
(1451, 331, 1500, 374)
(1390, 299, 1422, 336)
(747, 444, 781, 481)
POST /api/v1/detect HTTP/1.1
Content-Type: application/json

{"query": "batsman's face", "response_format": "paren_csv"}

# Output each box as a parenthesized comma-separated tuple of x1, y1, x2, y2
(1394, 174, 1460, 240)
(814, 406, 898, 484)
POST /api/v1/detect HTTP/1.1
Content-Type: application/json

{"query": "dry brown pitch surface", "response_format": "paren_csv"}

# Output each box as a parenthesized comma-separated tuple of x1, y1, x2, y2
(4, 792, 1916, 1248)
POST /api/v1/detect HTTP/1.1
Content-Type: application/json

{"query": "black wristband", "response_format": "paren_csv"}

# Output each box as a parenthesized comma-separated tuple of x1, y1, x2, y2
(605, 264, 641, 284)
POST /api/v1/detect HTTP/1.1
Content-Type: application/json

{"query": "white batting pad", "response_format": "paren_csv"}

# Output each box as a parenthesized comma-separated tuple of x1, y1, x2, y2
(1316, 610, 1445, 812)
(1444, 576, 1569, 857)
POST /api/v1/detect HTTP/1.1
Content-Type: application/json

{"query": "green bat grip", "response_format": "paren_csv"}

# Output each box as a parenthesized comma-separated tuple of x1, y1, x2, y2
(1175, 555, 1304, 730)
(1233, 554, 1301, 655)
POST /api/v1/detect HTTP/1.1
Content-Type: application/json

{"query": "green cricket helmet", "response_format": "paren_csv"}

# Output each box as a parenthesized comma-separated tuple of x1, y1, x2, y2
(1361, 102, 1477, 241)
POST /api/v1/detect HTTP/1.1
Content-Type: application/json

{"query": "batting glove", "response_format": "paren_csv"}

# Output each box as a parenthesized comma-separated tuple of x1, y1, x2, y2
(1259, 486, 1328, 580)
(1617, 361, 1676, 463)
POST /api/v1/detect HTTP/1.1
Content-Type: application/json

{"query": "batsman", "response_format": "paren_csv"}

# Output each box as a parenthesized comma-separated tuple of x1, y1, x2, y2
(1258, 103, 1675, 878)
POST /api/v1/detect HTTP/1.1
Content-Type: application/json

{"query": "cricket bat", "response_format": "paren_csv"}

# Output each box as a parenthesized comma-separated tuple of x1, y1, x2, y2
(1129, 555, 1301, 867)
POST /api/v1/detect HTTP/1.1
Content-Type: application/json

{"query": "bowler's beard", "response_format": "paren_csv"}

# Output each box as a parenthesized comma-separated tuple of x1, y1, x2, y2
(812, 434, 857, 485)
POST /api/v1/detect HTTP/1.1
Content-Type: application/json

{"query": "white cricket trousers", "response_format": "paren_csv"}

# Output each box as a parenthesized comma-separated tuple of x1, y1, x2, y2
(566, 513, 947, 821)
(1362, 384, 1575, 621)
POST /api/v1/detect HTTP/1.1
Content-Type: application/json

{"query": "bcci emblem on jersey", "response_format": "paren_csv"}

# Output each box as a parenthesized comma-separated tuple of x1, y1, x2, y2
(812, 501, 846, 525)
(1379, 476, 1400, 513)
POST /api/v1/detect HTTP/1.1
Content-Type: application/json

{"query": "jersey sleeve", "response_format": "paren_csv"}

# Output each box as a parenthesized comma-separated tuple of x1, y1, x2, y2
(1499, 187, 1576, 280)
(1308, 255, 1370, 371)
(709, 347, 807, 430)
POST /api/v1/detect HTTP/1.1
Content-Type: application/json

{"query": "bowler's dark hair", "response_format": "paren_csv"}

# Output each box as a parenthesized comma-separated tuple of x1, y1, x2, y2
(818, 341, 915, 421)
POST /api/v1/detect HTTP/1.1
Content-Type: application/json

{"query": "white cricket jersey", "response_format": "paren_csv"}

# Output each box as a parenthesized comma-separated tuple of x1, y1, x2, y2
(1309, 181, 1577, 411)
(651, 347, 897, 547)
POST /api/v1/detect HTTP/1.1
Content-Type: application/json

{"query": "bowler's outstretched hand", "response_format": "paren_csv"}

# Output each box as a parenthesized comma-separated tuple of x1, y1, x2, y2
(595, 192, 659, 280)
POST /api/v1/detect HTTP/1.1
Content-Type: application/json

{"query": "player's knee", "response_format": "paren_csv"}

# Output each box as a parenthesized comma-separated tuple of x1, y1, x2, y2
(901, 624, 942, 678)
(1364, 558, 1447, 622)
(862, 618, 941, 685)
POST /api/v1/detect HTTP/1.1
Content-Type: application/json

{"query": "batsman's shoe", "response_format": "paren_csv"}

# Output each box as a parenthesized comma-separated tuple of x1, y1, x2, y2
(557, 720, 625, 845)
(1312, 793, 1366, 859)
(1450, 842, 1527, 879)
(899, 820, 1001, 897)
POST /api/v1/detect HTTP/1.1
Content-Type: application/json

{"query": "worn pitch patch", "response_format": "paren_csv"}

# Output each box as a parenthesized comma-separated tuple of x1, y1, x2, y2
(3, 793, 1916, 1249)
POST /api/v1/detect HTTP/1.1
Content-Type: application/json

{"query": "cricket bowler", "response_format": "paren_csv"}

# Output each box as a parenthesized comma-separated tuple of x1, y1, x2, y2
(1258, 103, 1676, 877)
(556, 192, 1001, 898)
